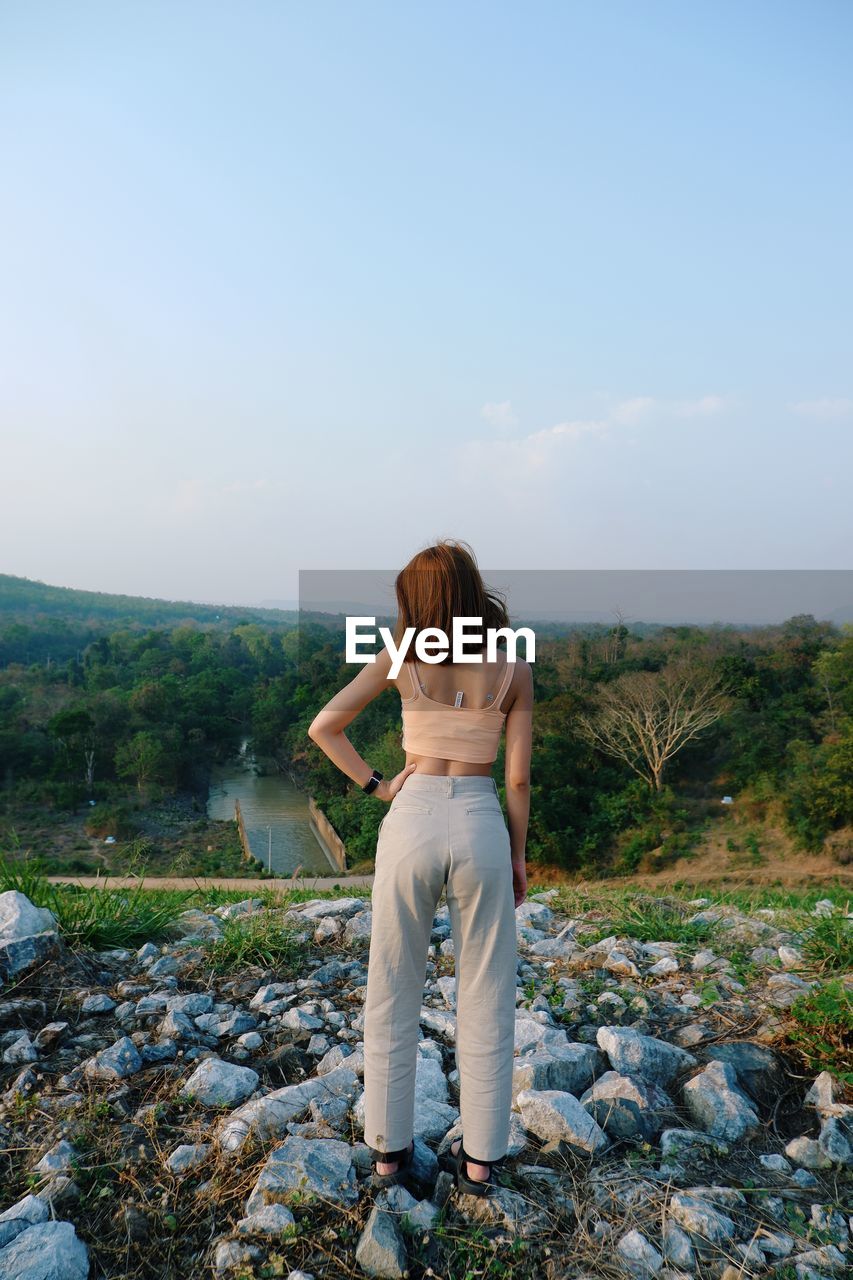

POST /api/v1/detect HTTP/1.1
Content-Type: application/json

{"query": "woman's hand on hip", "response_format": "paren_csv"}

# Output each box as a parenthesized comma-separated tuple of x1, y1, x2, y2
(375, 763, 417, 803)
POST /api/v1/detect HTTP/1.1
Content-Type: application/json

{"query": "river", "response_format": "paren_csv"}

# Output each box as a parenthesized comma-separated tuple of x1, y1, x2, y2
(206, 744, 333, 875)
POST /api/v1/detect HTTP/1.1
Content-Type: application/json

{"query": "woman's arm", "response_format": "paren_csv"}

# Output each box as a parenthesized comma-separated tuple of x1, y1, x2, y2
(307, 646, 415, 802)
(504, 659, 533, 875)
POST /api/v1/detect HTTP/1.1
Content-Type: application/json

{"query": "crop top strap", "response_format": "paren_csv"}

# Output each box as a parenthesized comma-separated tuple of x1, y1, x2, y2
(407, 658, 420, 699)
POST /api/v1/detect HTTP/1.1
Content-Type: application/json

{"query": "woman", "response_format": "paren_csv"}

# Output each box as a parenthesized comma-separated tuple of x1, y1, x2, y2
(307, 539, 533, 1198)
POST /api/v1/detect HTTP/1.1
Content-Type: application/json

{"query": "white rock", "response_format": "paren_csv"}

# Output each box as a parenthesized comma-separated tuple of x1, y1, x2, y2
(0, 1219, 89, 1280)
(180, 1057, 259, 1108)
(515, 1088, 609, 1154)
(0, 892, 56, 940)
(617, 1228, 663, 1277)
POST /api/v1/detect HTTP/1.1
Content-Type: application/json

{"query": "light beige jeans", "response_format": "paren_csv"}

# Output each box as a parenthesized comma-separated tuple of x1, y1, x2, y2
(363, 774, 518, 1163)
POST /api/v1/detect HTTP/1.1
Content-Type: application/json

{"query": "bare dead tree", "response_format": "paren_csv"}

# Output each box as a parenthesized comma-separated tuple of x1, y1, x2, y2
(604, 608, 628, 665)
(575, 658, 734, 791)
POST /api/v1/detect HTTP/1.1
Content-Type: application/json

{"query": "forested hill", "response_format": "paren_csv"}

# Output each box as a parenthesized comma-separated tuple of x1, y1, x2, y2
(0, 575, 298, 667)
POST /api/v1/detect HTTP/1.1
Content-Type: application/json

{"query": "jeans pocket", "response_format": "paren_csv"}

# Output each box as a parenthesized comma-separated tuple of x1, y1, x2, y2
(464, 803, 503, 816)
(388, 803, 434, 816)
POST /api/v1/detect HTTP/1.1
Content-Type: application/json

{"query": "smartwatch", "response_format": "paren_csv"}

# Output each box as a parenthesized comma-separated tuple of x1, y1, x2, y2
(362, 769, 383, 795)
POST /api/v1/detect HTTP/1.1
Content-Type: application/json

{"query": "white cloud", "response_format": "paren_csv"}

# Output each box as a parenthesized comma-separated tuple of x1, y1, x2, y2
(788, 397, 853, 420)
(480, 400, 518, 431)
(461, 392, 728, 474)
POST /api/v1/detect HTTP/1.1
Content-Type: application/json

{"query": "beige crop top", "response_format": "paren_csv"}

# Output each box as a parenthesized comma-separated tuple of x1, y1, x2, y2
(399, 654, 515, 764)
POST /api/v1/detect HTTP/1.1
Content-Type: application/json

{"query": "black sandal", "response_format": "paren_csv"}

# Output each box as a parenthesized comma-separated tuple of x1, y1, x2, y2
(451, 1137, 503, 1197)
(368, 1140, 415, 1189)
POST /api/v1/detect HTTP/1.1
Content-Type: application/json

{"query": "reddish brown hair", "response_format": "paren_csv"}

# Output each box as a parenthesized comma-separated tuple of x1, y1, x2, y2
(392, 539, 510, 664)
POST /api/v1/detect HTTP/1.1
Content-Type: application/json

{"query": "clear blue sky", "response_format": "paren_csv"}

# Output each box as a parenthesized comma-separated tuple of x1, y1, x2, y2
(2, 1, 851, 606)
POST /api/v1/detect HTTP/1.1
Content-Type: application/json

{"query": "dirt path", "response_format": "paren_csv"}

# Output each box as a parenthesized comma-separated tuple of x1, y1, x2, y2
(46, 864, 853, 895)
(46, 874, 375, 892)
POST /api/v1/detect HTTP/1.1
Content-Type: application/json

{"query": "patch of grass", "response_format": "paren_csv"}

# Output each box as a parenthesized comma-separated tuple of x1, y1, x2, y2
(0, 853, 194, 950)
(204, 912, 305, 974)
(798, 913, 853, 975)
(590, 898, 716, 947)
(785, 979, 853, 1084)
(666, 881, 851, 913)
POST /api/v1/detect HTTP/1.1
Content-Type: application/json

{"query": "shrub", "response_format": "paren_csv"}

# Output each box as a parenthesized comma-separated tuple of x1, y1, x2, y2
(786, 979, 853, 1084)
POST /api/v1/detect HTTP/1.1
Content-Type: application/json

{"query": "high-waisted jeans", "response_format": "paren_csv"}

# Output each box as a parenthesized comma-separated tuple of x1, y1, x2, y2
(363, 773, 518, 1163)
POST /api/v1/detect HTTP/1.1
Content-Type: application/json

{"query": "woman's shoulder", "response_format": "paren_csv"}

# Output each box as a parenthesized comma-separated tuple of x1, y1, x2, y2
(503, 654, 533, 704)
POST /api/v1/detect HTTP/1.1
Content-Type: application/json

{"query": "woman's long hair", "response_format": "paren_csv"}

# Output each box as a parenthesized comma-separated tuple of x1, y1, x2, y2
(391, 538, 510, 665)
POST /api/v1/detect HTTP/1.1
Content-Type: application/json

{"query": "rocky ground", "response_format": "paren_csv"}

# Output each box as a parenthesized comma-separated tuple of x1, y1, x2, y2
(0, 884, 850, 1280)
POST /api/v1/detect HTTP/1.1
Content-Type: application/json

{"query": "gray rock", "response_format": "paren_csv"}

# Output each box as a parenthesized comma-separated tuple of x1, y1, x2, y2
(213, 1240, 262, 1273)
(249, 982, 292, 1010)
(82, 1035, 143, 1081)
(33, 1141, 76, 1176)
(0, 1195, 49, 1249)
(180, 1057, 259, 1108)
(33, 1023, 68, 1052)
(0, 892, 56, 939)
(617, 1228, 663, 1277)
(80, 993, 116, 1014)
(515, 901, 555, 930)
(668, 1192, 736, 1247)
(298, 897, 366, 920)
(581, 1072, 675, 1141)
(809, 1205, 848, 1243)
(766, 973, 814, 1009)
(516, 1088, 609, 1154)
(165, 1143, 210, 1173)
(791, 1244, 847, 1273)
(245, 1136, 358, 1214)
(279, 1008, 324, 1034)
(660, 1129, 726, 1158)
(785, 1136, 834, 1170)
(218, 1064, 360, 1153)
(343, 913, 373, 944)
(818, 1116, 852, 1167)
(0, 931, 62, 981)
(166, 992, 214, 1017)
(158, 1010, 199, 1041)
(0, 1219, 89, 1280)
(681, 1059, 760, 1141)
(354, 1205, 407, 1278)
(237, 1031, 262, 1051)
(804, 1070, 842, 1112)
(214, 898, 264, 919)
(235, 1203, 296, 1235)
(662, 1221, 695, 1270)
(700, 1040, 786, 1102)
(597, 1026, 697, 1087)
(605, 950, 641, 979)
(3, 1033, 38, 1065)
(759, 1153, 792, 1173)
(757, 1230, 794, 1257)
(0, 890, 61, 977)
(512, 1043, 601, 1097)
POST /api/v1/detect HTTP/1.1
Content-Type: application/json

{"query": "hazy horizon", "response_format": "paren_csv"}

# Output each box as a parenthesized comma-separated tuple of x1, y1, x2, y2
(6, 567, 852, 627)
